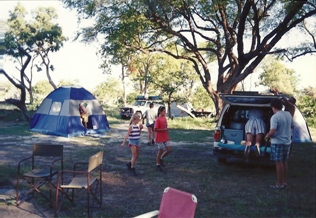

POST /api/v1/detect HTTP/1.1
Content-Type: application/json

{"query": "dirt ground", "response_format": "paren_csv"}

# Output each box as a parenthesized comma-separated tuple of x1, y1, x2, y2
(0, 120, 211, 218)
(1, 120, 315, 218)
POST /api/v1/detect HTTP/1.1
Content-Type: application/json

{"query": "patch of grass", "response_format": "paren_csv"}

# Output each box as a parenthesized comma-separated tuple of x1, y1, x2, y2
(1, 109, 315, 218)
(103, 105, 121, 119)
(169, 128, 213, 143)
(107, 115, 125, 125)
(168, 116, 216, 130)
(0, 165, 15, 187)
(0, 109, 23, 121)
(0, 121, 31, 136)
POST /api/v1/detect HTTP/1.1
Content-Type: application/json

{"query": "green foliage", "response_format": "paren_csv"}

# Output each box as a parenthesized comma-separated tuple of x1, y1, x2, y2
(149, 53, 197, 104)
(101, 105, 121, 121)
(297, 87, 316, 128)
(126, 92, 139, 105)
(62, 0, 316, 116)
(33, 80, 54, 95)
(190, 86, 214, 111)
(257, 57, 299, 96)
(92, 77, 123, 106)
(255, 58, 316, 128)
(29, 80, 53, 110)
(127, 53, 155, 94)
(5, 3, 67, 59)
(3, 3, 67, 119)
(57, 79, 80, 87)
(30, 6, 67, 51)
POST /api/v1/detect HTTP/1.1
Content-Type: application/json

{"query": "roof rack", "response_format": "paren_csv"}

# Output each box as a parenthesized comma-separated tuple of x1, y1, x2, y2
(148, 96, 161, 100)
(135, 95, 146, 100)
(135, 95, 162, 100)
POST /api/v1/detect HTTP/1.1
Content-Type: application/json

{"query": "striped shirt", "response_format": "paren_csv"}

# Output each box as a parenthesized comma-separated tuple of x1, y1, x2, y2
(129, 124, 141, 140)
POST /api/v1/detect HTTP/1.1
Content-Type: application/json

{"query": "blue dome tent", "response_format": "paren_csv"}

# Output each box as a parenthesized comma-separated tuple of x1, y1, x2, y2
(30, 86, 110, 137)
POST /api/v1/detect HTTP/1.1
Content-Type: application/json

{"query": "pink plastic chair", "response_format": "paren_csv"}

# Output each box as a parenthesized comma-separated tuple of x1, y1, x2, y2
(134, 187, 197, 218)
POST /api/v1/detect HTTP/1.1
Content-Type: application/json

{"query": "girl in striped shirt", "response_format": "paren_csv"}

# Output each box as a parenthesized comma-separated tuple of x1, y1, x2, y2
(121, 113, 143, 176)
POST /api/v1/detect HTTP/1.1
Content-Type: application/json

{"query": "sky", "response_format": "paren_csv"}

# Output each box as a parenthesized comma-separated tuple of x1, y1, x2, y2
(0, 0, 315, 92)
(0, 0, 109, 91)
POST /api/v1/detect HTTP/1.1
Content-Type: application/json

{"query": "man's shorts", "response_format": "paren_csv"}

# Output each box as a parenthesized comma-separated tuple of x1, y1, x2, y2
(245, 118, 266, 134)
(146, 123, 155, 128)
(81, 114, 88, 123)
(128, 139, 140, 147)
(156, 141, 170, 149)
(270, 143, 290, 162)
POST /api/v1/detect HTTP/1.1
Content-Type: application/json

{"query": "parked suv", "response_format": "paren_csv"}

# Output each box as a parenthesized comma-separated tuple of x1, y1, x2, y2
(119, 95, 165, 119)
(213, 91, 312, 163)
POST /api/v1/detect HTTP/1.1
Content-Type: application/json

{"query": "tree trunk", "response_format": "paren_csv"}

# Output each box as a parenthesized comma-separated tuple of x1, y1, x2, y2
(121, 64, 127, 106)
(167, 92, 173, 118)
(0, 70, 31, 123)
(201, 77, 227, 118)
(45, 62, 57, 89)
(0, 47, 32, 123)
(5, 98, 31, 122)
(29, 89, 34, 104)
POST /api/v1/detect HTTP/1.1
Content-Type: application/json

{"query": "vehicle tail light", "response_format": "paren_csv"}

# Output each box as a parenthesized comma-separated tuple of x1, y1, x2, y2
(214, 127, 221, 141)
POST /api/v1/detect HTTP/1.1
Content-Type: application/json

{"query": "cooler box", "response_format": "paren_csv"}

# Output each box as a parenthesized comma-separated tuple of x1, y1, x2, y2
(224, 129, 244, 143)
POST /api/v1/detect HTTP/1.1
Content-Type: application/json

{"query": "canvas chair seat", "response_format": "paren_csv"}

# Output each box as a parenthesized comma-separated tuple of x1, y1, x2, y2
(16, 143, 63, 207)
(60, 177, 97, 189)
(55, 150, 104, 217)
(23, 169, 58, 178)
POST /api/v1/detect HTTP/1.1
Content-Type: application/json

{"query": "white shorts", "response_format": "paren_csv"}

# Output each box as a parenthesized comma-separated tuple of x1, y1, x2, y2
(156, 141, 170, 149)
(245, 118, 266, 134)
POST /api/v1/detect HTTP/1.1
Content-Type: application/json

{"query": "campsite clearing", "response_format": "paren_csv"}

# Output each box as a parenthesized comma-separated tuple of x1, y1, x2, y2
(0, 119, 315, 218)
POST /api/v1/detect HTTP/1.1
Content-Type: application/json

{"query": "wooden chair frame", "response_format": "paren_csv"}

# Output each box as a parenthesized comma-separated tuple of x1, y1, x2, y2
(16, 143, 64, 207)
(55, 150, 103, 217)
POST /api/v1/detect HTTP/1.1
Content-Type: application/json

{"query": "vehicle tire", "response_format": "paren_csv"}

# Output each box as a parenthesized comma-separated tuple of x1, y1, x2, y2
(217, 157, 227, 163)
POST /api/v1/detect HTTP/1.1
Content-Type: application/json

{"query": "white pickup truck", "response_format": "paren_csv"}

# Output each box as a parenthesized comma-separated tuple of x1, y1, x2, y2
(119, 96, 165, 119)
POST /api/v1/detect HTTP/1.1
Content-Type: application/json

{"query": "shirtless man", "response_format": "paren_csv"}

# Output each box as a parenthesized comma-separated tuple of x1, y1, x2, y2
(270, 88, 296, 117)
(79, 103, 88, 128)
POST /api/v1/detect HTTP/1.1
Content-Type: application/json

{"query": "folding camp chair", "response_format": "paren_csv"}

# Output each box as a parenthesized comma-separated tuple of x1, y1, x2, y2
(55, 150, 103, 217)
(16, 143, 64, 207)
(134, 187, 198, 218)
